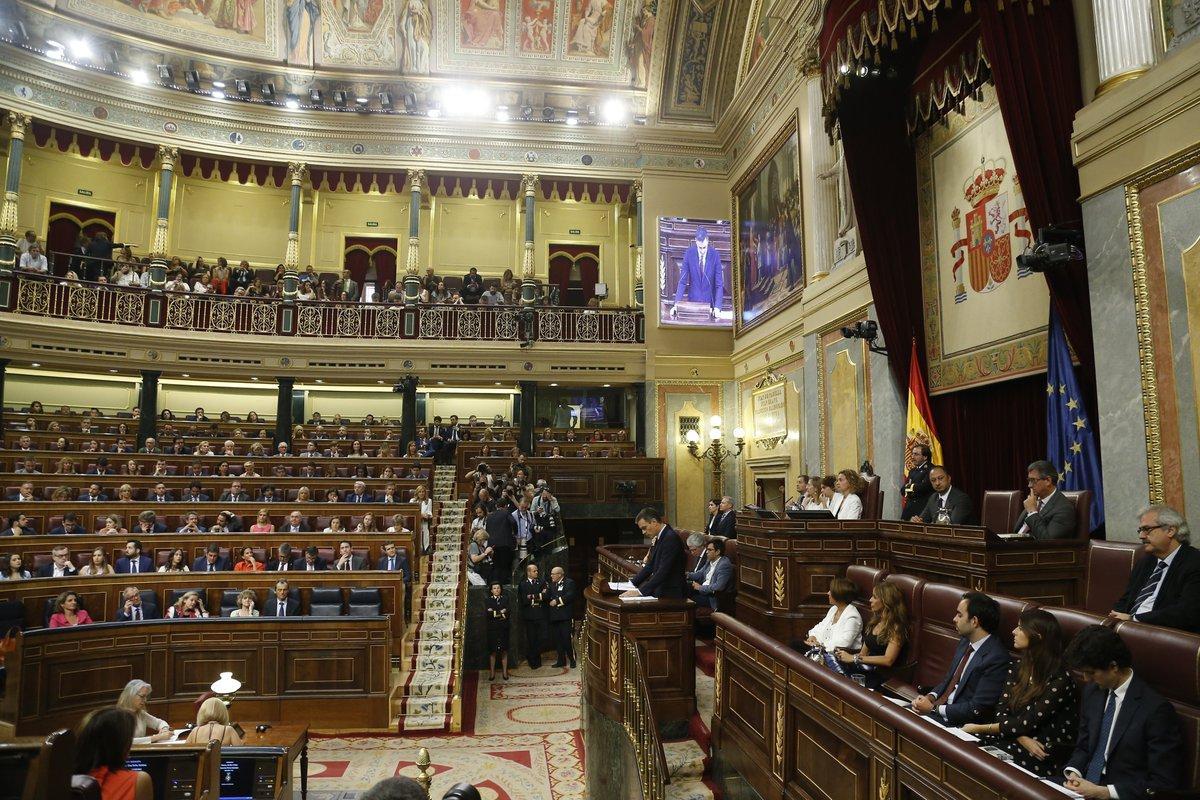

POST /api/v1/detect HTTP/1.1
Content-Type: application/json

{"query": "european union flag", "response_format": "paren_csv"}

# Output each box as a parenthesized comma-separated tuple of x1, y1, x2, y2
(1046, 307, 1105, 532)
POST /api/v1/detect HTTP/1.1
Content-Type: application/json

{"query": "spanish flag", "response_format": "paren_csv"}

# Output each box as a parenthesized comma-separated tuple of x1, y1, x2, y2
(905, 339, 943, 472)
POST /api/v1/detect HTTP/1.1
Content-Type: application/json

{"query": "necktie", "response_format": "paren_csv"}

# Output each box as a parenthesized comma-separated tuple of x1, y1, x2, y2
(278, 603, 285, 617)
(132, 560, 138, 574)
(388, 558, 394, 570)
(934, 645, 973, 706)
(1084, 691, 1118, 783)
(208, 564, 214, 572)
(134, 608, 140, 621)
(1133, 560, 1168, 610)
(1037, 498, 1044, 512)
(938, 496, 945, 509)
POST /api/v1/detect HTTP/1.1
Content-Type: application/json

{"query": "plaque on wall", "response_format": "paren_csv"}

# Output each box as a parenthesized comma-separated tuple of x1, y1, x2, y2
(752, 376, 787, 449)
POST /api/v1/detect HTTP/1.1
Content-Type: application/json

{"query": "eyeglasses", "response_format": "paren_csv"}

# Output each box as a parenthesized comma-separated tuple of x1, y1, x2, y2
(1135, 524, 1167, 535)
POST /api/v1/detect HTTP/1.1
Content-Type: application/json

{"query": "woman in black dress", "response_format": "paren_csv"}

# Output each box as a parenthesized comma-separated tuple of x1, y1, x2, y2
(961, 609, 1078, 777)
(486, 582, 510, 681)
(835, 581, 908, 689)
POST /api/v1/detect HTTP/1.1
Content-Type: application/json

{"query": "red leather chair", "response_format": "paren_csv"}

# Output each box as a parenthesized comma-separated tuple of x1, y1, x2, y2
(980, 490, 1022, 534)
(909, 582, 964, 692)
(859, 476, 883, 520)
(1083, 540, 1141, 614)
(1060, 489, 1094, 539)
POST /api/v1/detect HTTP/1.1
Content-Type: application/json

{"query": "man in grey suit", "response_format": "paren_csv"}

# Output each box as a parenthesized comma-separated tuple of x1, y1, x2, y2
(687, 538, 734, 609)
(912, 465, 974, 525)
(1013, 459, 1076, 539)
(338, 269, 360, 302)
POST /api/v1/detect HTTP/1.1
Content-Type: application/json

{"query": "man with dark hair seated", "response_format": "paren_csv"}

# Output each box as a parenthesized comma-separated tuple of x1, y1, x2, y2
(1062, 625, 1181, 799)
(298, 545, 327, 571)
(687, 537, 733, 609)
(192, 543, 231, 573)
(48, 512, 85, 536)
(911, 591, 1009, 725)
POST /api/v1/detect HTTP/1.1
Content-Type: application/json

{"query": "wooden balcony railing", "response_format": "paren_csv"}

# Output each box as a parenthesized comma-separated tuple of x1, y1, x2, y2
(620, 634, 669, 800)
(5, 275, 645, 344)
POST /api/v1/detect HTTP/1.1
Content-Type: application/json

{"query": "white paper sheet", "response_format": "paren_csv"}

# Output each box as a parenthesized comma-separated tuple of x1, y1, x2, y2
(608, 581, 635, 591)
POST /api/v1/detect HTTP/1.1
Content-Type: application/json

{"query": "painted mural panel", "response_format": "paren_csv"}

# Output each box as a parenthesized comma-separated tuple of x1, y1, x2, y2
(1159, 0, 1200, 53)
(673, 0, 714, 106)
(399, 0, 434, 72)
(566, 0, 616, 59)
(458, 0, 508, 50)
(519, 0, 555, 55)
(285, 0, 320, 64)
(66, 0, 280, 57)
(627, 0, 656, 88)
(743, 0, 784, 77)
(733, 115, 805, 333)
(319, 0, 397, 65)
(916, 85, 1048, 394)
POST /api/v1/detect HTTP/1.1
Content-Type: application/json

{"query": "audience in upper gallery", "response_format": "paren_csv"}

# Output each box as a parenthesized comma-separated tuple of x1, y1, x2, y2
(74, 706, 155, 800)
(835, 582, 908, 689)
(1108, 504, 1200, 632)
(2, 552, 32, 580)
(185, 697, 244, 745)
(1062, 625, 1182, 798)
(167, 590, 209, 619)
(117, 679, 174, 743)
(960, 609, 1077, 778)
(686, 537, 733, 609)
(910, 465, 974, 525)
(1015, 460, 1077, 539)
(804, 577, 863, 652)
(911, 592, 1010, 725)
(48, 590, 93, 628)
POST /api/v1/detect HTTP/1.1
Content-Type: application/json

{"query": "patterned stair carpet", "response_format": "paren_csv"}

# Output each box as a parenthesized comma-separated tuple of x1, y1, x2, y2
(395, 465, 467, 732)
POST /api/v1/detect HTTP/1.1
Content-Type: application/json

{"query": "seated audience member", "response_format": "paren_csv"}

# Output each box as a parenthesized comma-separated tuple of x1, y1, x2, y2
(117, 679, 173, 743)
(911, 591, 1009, 725)
(139, 437, 161, 454)
(118, 586, 158, 620)
(220, 481, 250, 503)
(1014, 459, 1077, 539)
(267, 543, 295, 571)
(298, 545, 327, 571)
(116, 539, 153, 574)
(911, 465, 974, 525)
(230, 589, 260, 617)
(1062, 625, 1182, 798)
(4, 513, 36, 536)
(377, 541, 412, 582)
(325, 517, 346, 534)
(13, 481, 35, 502)
(185, 696, 244, 745)
(116, 483, 136, 502)
(356, 512, 380, 532)
(49, 512, 87, 536)
(831, 469, 865, 519)
(158, 548, 190, 573)
(961, 609, 1078, 777)
(264, 579, 299, 617)
(80, 546, 116, 576)
(333, 540, 366, 571)
(784, 475, 810, 511)
(386, 513, 410, 534)
(39, 544, 80, 577)
(250, 509, 276, 532)
(149, 482, 173, 503)
(15, 457, 40, 474)
(1109, 504, 1200, 632)
(134, 510, 166, 534)
(837, 582, 909, 688)
(804, 577, 863, 651)
(324, 488, 341, 504)
(177, 511, 204, 533)
(49, 590, 94, 628)
(193, 543, 232, 573)
(348, 480, 374, 503)
(2, 552, 32, 580)
(167, 590, 209, 619)
(282, 510, 310, 533)
(234, 546, 265, 572)
(686, 538, 734, 609)
(74, 706, 155, 800)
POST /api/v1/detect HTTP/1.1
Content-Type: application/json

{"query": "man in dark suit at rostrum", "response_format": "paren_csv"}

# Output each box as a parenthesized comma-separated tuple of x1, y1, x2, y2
(263, 580, 301, 618)
(191, 543, 232, 573)
(375, 542, 412, 584)
(1109, 504, 1200, 632)
(486, 499, 517, 584)
(545, 566, 577, 668)
(668, 226, 724, 320)
(900, 443, 935, 520)
(712, 496, 737, 539)
(622, 507, 686, 599)
(911, 465, 975, 525)
(911, 591, 1010, 725)
(519, 563, 548, 669)
(1062, 625, 1182, 799)
(1013, 459, 1077, 539)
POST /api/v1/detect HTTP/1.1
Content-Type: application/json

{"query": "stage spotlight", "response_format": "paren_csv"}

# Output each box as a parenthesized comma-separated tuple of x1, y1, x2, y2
(261, 82, 276, 100)
(839, 63, 850, 75)
(442, 85, 488, 117)
(542, 106, 555, 121)
(378, 91, 393, 110)
(495, 105, 510, 121)
(521, 105, 534, 120)
(69, 38, 92, 60)
(284, 96, 301, 110)
(309, 88, 322, 104)
(211, 80, 226, 89)
(333, 90, 348, 107)
(565, 109, 579, 126)
(45, 40, 65, 60)
(601, 98, 627, 124)
(402, 93, 417, 112)
(158, 64, 173, 83)
(129, 69, 150, 86)
(355, 95, 370, 105)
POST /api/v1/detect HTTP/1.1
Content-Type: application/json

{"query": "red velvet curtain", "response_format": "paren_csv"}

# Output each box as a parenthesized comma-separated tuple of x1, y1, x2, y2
(343, 237, 398, 295)
(547, 244, 600, 306)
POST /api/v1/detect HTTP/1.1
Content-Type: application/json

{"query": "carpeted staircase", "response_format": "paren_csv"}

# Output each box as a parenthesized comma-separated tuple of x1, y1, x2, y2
(394, 465, 467, 732)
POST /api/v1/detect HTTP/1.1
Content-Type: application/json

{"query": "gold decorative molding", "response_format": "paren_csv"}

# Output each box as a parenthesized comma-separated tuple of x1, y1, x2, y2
(522, 240, 535, 279)
(772, 559, 786, 607)
(150, 217, 169, 258)
(1095, 68, 1150, 98)
(0, 191, 19, 239)
(409, 168, 426, 193)
(772, 689, 785, 777)
(608, 631, 620, 694)
(713, 649, 723, 711)
(157, 145, 178, 171)
(878, 771, 891, 800)
(287, 161, 308, 186)
(405, 235, 420, 277)
(521, 173, 540, 198)
(284, 231, 300, 270)
(6, 112, 31, 141)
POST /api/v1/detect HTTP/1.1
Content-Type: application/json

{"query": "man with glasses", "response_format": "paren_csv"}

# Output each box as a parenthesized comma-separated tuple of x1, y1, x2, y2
(686, 538, 733, 609)
(1109, 504, 1200, 632)
(1013, 459, 1076, 539)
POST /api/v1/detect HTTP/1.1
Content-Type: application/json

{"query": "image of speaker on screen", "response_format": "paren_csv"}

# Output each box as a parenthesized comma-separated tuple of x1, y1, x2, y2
(659, 217, 733, 327)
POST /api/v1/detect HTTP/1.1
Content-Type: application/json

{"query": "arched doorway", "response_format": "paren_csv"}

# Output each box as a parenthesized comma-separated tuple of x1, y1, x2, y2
(45, 202, 116, 275)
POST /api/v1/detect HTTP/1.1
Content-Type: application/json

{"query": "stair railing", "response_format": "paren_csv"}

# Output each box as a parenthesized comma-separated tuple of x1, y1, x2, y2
(621, 635, 669, 800)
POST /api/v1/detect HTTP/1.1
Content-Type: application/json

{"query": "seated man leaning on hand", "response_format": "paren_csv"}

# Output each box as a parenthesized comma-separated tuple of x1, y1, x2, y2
(911, 591, 1010, 726)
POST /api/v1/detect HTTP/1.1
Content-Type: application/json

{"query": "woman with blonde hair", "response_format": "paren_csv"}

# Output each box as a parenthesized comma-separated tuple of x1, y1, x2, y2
(230, 589, 260, 618)
(184, 697, 243, 746)
(116, 483, 135, 502)
(50, 486, 73, 501)
(116, 679, 173, 743)
(166, 591, 209, 619)
(413, 483, 433, 555)
(250, 509, 275, 533)
(836, 581, 908, 689)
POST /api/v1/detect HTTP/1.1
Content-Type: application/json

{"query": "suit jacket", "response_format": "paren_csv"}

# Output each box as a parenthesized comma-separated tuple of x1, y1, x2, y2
(134, 522, 168, 535)
(114, 556, 152, 575)
(1065, 675, 1182, 799)
(1013, 490, 1076, 540)
(340, 278, 360, 301)
(262, 597, 300, 617)
(486, 508, 516, 548)
(48, 524, 87, 536)
(901, 462, 934, 519)
(149, 492, 174, 503)
(266, 557, 295, 571)
(375, 554, 412, 582)
(184, 493, 211, 503)
(1112, 543, 1200, 632)
(293, 557, 327, 571)
(219, 491, 250, 502)
(918, 486, 975, 525)
(281, 523, 311, 533)
(712, 510, 736, 538)
(631, 525, 687, 599)
(332, 554, 367, 571)
(546, 578, 577, 622)
(117, 604, 160, 622)
(36, 562, 79, 578)
(673, 241, 724, 307)
(191, 555, 232, 573)
(927, 634, 1011, 726)
(347, 492, 375, 503)
(686, 556, 734, 597)
(519, 577, 548, 621)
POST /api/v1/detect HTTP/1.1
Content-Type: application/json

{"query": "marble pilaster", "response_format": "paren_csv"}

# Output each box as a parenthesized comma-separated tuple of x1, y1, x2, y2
(1092, 0, 1157, 94)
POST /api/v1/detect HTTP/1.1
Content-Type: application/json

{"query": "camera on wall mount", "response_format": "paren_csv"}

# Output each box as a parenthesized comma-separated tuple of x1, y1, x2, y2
(1015, 225, 1085, 274)
(841, 319, 888, 357)
(393, 374, 418, 394)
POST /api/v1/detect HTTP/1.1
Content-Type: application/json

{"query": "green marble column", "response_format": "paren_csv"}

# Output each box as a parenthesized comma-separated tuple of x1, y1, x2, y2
(520, 173, 539, 306)
(403, 169, 425, 306)
(0, 112, 32, 275)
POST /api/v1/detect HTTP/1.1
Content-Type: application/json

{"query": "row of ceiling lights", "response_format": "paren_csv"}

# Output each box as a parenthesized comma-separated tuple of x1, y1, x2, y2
(28, 33, 643, 127)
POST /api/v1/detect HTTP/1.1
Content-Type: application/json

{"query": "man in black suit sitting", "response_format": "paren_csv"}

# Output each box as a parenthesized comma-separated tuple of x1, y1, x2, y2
(623, 507, 686, 599)
(134, 510, 167, 535)
(263, 580, 300, 618)
(115, 540, 153, 575)
(267, 543, 296, 572)
(1109, 504, 1200, 632)
(1063, 625, 1181, 799)
(81, 482, 109, 501)
(282, 510, 311, 533)
(191, 543, 231, 573)
(117, 586, 159, 621)
(347, 480, 374, 503)
(183, 482, 210, 504)
(911, 591, 1010, 725)
(375, 542, 411, 583)
(911, 465, 974, 525)
(48, 512, 86, 536)
(1013, 459, 1076, 539)
(297, 545, 327, 571)
(37, 545, 79, 578)
(712, 496, 737, 538)
(149, 482, 174, 504)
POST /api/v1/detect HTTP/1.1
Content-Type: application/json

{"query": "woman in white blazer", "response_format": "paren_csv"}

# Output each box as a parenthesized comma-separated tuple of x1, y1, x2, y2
(830, 469, 864, 520)
(804, 577, 863, 651)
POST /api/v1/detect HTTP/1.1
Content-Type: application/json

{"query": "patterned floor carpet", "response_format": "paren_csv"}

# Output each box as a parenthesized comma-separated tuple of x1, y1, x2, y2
(299, 666, 586, 799)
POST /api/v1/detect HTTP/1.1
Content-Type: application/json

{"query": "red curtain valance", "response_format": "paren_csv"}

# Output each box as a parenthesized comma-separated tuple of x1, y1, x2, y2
(31, 122, 157, 168)
(309, 169, 407, 193)
(424, 174, 631, 205)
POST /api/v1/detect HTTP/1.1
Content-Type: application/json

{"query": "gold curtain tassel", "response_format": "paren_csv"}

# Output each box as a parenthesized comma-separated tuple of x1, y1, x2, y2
(890, 33, 899, 49)
(909, 21, 917, 38)
(996, 0, 1004, 10)
(1027, 0, 1034, 12)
